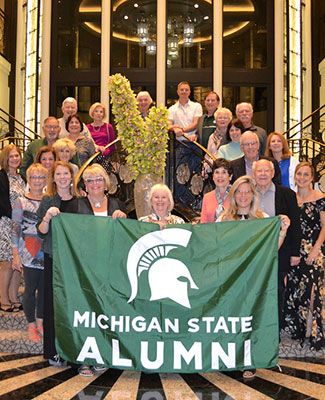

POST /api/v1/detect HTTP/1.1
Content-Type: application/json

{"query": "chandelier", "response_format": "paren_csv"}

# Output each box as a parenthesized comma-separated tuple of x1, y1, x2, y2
(136, 16, 195, 58)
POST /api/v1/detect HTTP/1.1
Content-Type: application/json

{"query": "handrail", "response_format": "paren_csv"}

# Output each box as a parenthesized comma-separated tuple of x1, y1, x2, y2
(0, 107, 39, 138)
(75, 138, 120, 189)
(287, 137, 325, 146)
(180, 133, 217, 162)
(284, 104, 325, 139)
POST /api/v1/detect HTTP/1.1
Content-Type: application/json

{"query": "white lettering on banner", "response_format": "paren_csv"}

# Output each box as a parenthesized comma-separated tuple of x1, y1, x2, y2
(73, 311, 90, 327)
(97, 314, 109, 329)
(76, 337, 104, 364)
(187, 318, 200, 333)
(244, 339, 252, 366)
(141, 341, 164, 369)
(112, 339, 132, 367)
(73, 312, 252, 334)
(174, 342, 202, 370)
(76, 337, 252, 370)
(211, 342, 236, 369)
(242, 316, 253, 332)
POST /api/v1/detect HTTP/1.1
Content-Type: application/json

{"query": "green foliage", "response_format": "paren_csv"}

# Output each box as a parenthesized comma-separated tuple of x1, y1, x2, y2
(108, 74, 169, 178)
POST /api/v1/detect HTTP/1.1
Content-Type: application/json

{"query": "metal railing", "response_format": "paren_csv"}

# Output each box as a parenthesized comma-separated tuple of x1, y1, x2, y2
(0, 107, 40, 150)
(0, 8, 5, 56)
(285, 104, 325, 181)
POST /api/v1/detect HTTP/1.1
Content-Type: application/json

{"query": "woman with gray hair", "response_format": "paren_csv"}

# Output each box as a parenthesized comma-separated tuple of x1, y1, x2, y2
(139, 183, 184, 229)
(137, 91, 153, 119)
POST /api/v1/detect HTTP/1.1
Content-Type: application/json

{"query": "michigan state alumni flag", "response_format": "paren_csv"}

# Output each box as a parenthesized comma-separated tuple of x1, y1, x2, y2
(52, 214, 280, 373)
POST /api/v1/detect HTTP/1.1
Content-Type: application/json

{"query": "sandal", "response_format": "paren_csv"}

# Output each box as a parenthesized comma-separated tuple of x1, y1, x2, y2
(92, 365, 107, 372)
(0, 304, 14, 312)
(243, 369, 256, 379)
(78, 365, 94, 377)
(11, 302, 23, 312)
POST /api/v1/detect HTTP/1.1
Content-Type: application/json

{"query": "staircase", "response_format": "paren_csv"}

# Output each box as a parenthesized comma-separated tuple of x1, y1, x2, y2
(0, 310, 42, 354)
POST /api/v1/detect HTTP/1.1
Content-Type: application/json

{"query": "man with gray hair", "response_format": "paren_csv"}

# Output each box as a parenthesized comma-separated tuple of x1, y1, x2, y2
(252, 158, 301, 330)
(58, 97, 90, 138)
(236, 102, 267, 155)
(230, 131, 281, 184)
(20, 116, 61, 178)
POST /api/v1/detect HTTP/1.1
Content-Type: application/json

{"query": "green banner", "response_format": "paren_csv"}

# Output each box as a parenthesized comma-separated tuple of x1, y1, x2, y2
(52, 214, 280, 373)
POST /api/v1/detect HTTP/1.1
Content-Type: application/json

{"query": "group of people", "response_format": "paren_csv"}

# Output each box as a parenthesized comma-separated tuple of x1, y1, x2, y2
(0, 86, 324, 379)
(20, 98, 116, 180)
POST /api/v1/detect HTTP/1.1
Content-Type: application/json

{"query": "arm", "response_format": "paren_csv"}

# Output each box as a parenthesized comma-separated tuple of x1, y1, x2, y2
(306, 209, 325, 265)
(278, 214, 290, 249)
(38, 207, 60, 235)
(36, 197, 60, 237)
(200, 195, 209, 223)
(11, 198, 23, 271)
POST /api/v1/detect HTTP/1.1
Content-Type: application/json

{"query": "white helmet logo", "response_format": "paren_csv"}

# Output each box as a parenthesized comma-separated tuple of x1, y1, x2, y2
(127, 228, 198, 308)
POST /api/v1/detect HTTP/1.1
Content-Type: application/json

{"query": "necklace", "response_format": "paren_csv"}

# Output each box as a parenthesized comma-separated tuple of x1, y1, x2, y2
(92, 124, 103, 132)
(89, 196, 106, 208)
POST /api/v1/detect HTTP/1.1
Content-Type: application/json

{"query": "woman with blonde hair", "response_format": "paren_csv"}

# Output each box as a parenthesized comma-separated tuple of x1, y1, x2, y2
(139, 183, 184, 229)
(0, 144, 25, 312)
(52, 138, 78, 176)
(219, 176, 265, 221)
(219, 175, 290, 379)
(86, 102, 116, 156)
(66, 163, 126, 218)
(219, 175, 290, 246)
(37, 161, 76, 366)
(12, 163, 48, 341)
(264, 131, 299, 190)
(65, 163, 126, 376)
(206, 107, 233, 158)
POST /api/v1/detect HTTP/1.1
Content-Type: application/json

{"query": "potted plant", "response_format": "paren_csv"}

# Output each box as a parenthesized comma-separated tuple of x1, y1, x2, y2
(108, 74, 169, 217)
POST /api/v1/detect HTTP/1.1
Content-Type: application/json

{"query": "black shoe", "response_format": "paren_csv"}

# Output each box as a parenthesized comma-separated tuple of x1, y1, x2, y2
(48, 355, 67, 367)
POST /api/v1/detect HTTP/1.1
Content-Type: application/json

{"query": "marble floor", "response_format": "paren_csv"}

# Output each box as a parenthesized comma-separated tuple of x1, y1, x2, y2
(0, 353, 324, 400)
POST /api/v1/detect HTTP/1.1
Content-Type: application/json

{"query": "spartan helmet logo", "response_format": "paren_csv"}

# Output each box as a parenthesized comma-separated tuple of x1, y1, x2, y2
(127, 228, 198, 308)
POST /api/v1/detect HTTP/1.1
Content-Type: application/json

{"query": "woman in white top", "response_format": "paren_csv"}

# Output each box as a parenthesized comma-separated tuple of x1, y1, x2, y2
(140, 184, 184, 229)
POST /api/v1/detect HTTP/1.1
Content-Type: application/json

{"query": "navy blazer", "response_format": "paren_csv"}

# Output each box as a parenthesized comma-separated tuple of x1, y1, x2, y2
(0, 169, 11, 219)
(275, 184, 301, 258)
(65, 196, 126, 216)
(230, 155, 282, 185)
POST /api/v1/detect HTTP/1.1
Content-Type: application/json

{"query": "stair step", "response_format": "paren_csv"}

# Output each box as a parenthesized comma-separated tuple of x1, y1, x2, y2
(0, 310, 27, 330)
(0, 329, 42, 354)
(279, 332, 325, 358)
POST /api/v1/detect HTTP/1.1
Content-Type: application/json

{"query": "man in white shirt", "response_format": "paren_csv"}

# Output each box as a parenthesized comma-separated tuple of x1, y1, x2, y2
(168, 82, 203, 205)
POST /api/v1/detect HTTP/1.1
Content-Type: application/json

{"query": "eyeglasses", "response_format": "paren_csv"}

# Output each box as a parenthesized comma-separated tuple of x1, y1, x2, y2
(45, 125, 60, 130)
(30, 176, 47, 180)
(84, 176, 105, 184)
(242, 141, 258, 147)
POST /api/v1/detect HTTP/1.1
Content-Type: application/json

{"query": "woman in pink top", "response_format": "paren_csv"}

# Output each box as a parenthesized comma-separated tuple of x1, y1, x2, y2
(87, 102, 116, 157)
(200, 158, 233, 223)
